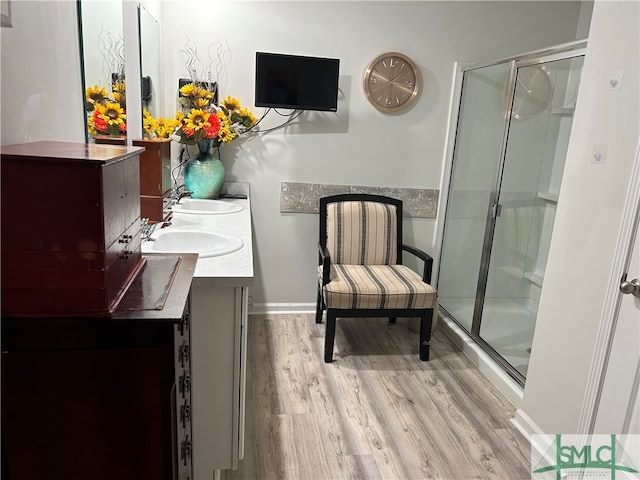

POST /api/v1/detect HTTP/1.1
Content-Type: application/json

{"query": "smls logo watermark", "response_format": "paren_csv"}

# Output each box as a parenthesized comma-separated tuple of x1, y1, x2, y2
(532, 434, 640, 479)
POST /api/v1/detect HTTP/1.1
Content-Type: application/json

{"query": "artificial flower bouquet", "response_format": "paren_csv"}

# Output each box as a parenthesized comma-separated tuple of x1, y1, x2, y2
(173, 82, 257, 146)
(85, 80, 127, 136)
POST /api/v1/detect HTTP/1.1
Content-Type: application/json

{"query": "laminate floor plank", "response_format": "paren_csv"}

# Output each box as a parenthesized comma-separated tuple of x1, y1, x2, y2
(223, 315, 531, 480)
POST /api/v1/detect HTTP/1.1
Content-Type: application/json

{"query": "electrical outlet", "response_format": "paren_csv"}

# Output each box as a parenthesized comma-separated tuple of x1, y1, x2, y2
(592, 144, 607, 165)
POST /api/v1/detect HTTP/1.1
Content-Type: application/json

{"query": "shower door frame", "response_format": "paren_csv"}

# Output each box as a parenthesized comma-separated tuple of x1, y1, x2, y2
(436, 39, 587, 386)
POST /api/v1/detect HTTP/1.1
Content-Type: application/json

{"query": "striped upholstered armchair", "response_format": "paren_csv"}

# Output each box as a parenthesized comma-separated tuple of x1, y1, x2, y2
(316, 194, 438, 363)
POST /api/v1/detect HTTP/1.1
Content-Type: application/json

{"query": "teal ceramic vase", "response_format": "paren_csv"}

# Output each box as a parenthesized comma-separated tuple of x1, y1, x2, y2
(183, 139, 225, 199)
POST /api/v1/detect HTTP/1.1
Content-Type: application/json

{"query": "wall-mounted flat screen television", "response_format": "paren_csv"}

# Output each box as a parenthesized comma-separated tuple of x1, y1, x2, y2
(255, 52, 340, 112)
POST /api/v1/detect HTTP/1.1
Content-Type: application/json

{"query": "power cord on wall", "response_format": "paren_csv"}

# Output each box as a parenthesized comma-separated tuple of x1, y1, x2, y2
(244, 108, 304, 137)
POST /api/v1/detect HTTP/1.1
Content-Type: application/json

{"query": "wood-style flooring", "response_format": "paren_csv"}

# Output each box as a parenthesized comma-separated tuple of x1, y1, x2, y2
(223, 314, 531, 480)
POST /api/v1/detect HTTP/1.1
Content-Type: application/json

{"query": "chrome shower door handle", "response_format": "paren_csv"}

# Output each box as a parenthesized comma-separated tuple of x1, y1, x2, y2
(620, 274, 640, 298)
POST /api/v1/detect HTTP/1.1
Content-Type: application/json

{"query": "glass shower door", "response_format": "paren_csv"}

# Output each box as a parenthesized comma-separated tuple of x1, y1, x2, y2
(437, 62, 511, 332)
(478, 56, 585, 379)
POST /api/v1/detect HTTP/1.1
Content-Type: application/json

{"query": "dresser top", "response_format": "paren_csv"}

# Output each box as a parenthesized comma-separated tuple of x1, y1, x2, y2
(1, 140, 144, 165)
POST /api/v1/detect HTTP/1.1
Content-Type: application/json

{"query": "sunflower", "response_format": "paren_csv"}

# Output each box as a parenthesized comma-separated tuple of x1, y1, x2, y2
(97, 102, 127, 126)
(143, 110, 156, 136)
(221, 96, 241, 111)
(184, 108, 209, 132)
(195, 85, 214, 100)
(85, 85, 109, 112)
(216, 109, 228, 124)
(112, 91, 126, 104)
(238, 107, 258, 127)
(86, 84, 109, 104)
(179, 83, 196, 97)
(153, 117, 180, 138)
(112, 79, 126, 93)
(217, 125, 236, 144)
(193, 97, 211, 108)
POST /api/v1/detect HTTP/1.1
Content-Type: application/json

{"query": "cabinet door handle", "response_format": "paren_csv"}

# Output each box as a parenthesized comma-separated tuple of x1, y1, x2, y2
(179, 312, 190, 336)
(180, 342, 190, 368)
(180, 435, 192, 465)
(179, 373, 191, 398)
(181, 402, 191, 428)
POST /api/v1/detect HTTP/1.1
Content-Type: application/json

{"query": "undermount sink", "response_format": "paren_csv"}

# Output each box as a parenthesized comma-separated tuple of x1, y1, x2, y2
(171, 198, 243, 215)
(142, 229, 243, 258)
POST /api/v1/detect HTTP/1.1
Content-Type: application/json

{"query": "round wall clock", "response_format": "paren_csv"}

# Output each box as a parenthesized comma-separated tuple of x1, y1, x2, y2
(511, 65, 553, 120)
(363, 52, 420, 113)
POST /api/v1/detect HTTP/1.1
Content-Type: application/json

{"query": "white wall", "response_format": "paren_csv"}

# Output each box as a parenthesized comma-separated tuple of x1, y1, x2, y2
(521, 0, 640, 434)
(159, 1, 584, 308)
(1, 1, 84, 145)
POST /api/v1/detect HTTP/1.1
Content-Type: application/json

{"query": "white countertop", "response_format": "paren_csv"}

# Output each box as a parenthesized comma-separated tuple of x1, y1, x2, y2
(142, 183, 254, 288)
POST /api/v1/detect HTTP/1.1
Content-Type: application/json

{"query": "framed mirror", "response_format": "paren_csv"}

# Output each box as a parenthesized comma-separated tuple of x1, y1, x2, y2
(78, 0, 126, 143)
(139, 5, 161, 119)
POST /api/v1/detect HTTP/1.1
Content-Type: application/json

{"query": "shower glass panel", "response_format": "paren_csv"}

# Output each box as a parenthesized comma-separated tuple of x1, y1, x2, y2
(437, 62, 511, 332)
(479, 56, 584, 378)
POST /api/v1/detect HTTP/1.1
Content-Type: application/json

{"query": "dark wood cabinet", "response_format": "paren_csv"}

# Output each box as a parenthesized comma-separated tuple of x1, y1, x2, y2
(133, 138, 172, 224)
(1, 254, 197, 480)
(0, 141, 145, 316)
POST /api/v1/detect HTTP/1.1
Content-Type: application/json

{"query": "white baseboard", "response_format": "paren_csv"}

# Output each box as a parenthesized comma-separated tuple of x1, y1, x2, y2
(249, 303, 316, 315)
(512, 408, 547, 446)
(438, 314, 525, 409)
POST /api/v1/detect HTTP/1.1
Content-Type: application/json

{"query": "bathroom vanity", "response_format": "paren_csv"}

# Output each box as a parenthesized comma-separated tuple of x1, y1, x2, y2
(164, 183, 254, 478)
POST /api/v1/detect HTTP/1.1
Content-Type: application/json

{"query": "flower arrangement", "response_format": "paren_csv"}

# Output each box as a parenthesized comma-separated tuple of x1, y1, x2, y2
(85, 80, 127, 137)
(143, 110, 180, 140)
(174, 82, 257, 147)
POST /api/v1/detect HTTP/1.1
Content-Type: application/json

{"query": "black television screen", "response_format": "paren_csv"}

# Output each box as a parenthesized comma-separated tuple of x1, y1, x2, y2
(255, 52, 340, 112)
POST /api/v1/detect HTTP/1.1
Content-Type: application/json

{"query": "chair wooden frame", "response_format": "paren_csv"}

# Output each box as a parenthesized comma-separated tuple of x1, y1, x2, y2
(315, 193, 435, 363)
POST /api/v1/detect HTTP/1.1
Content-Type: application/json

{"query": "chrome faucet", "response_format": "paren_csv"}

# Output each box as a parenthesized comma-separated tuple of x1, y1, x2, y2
(170, 187, 194, 205)
(140, 217, 159, 242)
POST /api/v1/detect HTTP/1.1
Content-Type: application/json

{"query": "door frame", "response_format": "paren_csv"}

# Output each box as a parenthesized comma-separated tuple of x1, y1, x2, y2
(578, 140, 640, 433)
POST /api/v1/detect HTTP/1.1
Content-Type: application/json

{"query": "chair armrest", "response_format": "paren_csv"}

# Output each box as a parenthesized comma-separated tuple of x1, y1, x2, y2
(402, 244, 434, 283)
(317, 242, 332, 285)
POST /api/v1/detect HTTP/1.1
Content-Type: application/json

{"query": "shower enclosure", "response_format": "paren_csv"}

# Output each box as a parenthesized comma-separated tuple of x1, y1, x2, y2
(437, 41, 586, 385)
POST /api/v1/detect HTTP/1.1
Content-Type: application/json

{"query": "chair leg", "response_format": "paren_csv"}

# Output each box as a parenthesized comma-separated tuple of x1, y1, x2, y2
(419, 309, 433, 361)
(325, 310, 337, 363)
(389, 317, 397, 324)
(315, 286, 324, 324)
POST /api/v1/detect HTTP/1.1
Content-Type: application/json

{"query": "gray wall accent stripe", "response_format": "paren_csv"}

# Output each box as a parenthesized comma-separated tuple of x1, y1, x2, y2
(280, 182, 439, 218)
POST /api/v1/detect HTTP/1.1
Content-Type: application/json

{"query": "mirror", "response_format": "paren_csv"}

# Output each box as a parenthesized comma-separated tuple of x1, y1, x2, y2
(139, 5, 161, 119)
(78, 1, 126, 143)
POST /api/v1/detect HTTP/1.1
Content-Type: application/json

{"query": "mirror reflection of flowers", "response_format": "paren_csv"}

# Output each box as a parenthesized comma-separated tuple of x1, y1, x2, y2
(143, 110, 180, 139)
(85, 81, 127, 137)
(174, 82, 258, 147)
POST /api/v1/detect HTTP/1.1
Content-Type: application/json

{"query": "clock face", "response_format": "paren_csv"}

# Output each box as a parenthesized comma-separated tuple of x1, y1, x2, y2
(364, 52, 420, 112)
(511, 65, 553, 120)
